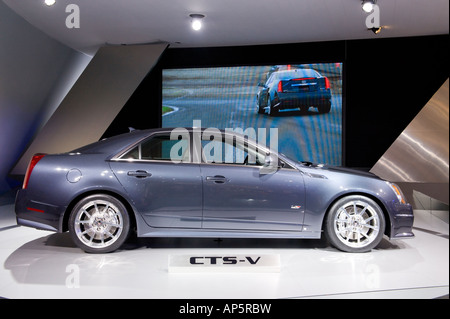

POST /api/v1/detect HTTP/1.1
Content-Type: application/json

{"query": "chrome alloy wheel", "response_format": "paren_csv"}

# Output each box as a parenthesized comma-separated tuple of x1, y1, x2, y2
(74, 200, 124, 249)
(333, 200, 380, 249)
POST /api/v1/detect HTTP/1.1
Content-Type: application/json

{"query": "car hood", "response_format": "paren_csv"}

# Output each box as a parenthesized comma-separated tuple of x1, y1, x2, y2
(295, 162, 381, 180)
(325, 166, 380, 179)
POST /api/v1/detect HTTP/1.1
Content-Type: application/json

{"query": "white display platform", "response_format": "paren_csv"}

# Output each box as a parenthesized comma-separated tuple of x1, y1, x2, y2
(0, 194, 448, 299)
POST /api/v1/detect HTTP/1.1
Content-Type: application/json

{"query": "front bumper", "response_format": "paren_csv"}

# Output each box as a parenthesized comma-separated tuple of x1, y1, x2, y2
(390, 203, 415, 239)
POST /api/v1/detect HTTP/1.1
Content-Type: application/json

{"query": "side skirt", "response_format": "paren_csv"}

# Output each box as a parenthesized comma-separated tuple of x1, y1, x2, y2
(137, 227, 322, 240)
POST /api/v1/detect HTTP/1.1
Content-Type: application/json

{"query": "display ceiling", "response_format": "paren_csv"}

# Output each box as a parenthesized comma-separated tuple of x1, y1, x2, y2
(3, 0, 449, 55)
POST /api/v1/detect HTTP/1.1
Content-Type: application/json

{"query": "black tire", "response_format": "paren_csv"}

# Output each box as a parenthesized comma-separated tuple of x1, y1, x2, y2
(324, 195, 385, 253)
(68, 194, 130, 253)
(256, 97, 265, 114)
(318, 101, 331, 114)
(267, 96, 277, 116)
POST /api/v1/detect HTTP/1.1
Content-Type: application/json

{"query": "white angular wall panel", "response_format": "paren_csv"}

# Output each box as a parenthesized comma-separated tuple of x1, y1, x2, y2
(11, 43, 168, 175)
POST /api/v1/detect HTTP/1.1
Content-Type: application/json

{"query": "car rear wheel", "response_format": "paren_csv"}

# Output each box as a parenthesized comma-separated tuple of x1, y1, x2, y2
(69, 194, 130, 253)
(324, 195, 385, 253)
(318, 101, 331, 114)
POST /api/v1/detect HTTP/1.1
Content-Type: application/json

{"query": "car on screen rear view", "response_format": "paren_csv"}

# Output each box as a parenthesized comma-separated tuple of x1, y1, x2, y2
(256, 68, 332, 115)
(15, 128, 414, 254)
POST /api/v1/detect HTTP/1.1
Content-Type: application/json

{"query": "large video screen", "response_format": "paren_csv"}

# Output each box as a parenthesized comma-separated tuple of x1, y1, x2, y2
(162, 63, 343, 165)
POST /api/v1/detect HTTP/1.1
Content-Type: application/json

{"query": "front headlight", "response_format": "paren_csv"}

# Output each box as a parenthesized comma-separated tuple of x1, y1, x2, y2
(387, 182, 406, 204)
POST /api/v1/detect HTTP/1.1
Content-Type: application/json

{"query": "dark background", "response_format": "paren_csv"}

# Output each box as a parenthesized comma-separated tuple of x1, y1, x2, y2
(103, 34, 449, 169)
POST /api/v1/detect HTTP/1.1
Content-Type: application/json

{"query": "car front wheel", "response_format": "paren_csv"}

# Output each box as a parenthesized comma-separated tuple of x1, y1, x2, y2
(324, 195, 385, 253)
(69, 194, 130, 253)
(256, 97, 265, 114)
(267, 96, 277, 116)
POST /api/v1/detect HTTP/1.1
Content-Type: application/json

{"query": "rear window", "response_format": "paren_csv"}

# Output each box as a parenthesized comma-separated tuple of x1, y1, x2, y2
(120, 134, 190, 162)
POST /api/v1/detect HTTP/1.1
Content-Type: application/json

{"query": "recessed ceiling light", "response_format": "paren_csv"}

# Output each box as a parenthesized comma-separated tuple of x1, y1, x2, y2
(362, 0, 376, 13)
(189, 14, 205, 31)
(45, 0, 56, 6)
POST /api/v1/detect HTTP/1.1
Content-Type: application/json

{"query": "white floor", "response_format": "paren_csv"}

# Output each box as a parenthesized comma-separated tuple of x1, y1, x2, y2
(0, 192, 448, 299)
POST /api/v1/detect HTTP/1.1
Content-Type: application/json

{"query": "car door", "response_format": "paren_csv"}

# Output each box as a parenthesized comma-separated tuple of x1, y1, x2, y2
(200, 135, 305, 231)
(109, 133, 202, 228)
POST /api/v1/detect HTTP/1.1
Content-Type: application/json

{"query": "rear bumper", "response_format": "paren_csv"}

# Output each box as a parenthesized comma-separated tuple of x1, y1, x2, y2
(16, 218, 59, 232)
(15, 189, 66, 233)
(275, 91, 331, 109)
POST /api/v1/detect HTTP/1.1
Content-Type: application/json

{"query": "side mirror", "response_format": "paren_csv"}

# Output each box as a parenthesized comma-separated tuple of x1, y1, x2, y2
(257, 82, 266, 87)
(260, 153, 278, 175)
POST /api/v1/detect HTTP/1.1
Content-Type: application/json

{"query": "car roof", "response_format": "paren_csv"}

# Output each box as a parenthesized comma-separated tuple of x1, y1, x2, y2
(70, 127, 272, 155)
(68, 127, 298, 166)
(70, 129, 157, 155)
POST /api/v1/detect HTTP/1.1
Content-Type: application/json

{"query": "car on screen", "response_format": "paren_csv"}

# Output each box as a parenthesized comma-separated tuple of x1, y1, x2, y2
(256, 68, 332, 115)
(16, 128, 414, 253)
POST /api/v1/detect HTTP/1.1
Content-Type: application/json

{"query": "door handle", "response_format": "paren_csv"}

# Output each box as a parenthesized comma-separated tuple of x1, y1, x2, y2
(127, 170, 152, 178)
(206, 175, 228, 184)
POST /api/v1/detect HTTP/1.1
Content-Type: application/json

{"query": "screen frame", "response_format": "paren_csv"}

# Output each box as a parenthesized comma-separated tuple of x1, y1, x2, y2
(159, 42, 346, 166)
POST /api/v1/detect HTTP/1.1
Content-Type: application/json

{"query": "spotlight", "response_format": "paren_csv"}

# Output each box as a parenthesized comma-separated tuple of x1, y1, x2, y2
(369, 26, 382, 34)
(190, 14, 205, 31)
(362, 0, 376, 13)
(44, 0, 56, 6)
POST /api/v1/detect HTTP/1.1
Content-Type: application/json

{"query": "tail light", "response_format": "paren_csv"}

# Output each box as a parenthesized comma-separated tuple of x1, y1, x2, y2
(277, 81, 284, 93)
(23, 153, 46, 189)
(324, 77, 331, 89)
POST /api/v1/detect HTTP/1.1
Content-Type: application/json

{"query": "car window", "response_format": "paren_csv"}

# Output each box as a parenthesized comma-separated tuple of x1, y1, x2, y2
(120, 134, 190, 162)
(122, 145, 140, 160)
(266, 73, 278, 86)
(202, 137, 265, 166)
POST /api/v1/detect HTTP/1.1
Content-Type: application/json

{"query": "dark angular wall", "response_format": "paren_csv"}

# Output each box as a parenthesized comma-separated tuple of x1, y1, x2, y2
(103, 34, 449, 169)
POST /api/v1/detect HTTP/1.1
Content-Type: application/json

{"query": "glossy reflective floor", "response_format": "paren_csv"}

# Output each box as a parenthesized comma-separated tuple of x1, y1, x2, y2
(0, 191, 448, 299)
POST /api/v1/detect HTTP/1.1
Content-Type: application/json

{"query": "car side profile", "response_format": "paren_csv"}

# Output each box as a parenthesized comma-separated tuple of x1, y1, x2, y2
(256, 68, 332, 115)
(15, 128, 414, 253)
